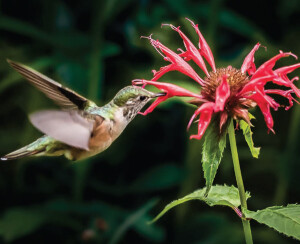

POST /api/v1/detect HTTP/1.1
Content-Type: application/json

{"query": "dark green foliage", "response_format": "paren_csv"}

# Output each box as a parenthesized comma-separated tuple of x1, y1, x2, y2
(0, 0, 299, 243)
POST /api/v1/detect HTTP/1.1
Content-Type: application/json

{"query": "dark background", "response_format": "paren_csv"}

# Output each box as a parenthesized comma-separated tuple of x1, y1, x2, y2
(0, 0, 299, 243)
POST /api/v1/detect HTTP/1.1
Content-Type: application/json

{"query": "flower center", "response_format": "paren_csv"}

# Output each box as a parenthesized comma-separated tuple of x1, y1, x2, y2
(201, 66, 249, 101)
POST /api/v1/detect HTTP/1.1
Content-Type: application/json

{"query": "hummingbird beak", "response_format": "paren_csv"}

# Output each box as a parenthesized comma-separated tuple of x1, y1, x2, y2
(153, 92, 167, 98)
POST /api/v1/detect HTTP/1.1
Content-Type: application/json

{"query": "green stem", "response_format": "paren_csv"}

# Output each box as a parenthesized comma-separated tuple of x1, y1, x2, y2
(228, 119, 253, 244)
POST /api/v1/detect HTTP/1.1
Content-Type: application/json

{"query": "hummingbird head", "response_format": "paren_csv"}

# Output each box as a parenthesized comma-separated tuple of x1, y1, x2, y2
(113, 86, 165, 121)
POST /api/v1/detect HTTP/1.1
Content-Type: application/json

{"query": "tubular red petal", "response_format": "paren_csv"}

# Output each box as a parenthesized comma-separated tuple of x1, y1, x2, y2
(139, 96, 168, 116)
(239, 75, 275, 95)
(289, 82, 300, 98)
(189, 102, 215, 140)
(152, 64, 176, 81)
(241, 43, 261, 75)
(274, 64, 300, 97)
(214, 75, 230, 112)
(275, 63, 300, 76)
(265, 89, 300, 110)
(256, 87, 280, 110)
(144, 35, 205, 85)
(163, 24, 209, 76)
(254, 99, 274, 133)
(132, 79, 204, 98)
(249, 88, 275, 132)
(271, 76, 300, 98)
(251, 51, 297, 80)
(187, 102, 214, 130)
(187, 112, 198, 131)
(186, 18, 216, 72)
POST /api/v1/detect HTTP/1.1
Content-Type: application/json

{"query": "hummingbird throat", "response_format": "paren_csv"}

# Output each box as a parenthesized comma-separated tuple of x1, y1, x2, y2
(122, 105, 140, 122)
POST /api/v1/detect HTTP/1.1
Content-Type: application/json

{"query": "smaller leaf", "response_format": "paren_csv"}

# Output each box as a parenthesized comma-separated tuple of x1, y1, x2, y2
(202, 120, 228, 195)
(239, 114, 260, 158)
(150, 185, 250, 223)
(244, 204, 300, 240)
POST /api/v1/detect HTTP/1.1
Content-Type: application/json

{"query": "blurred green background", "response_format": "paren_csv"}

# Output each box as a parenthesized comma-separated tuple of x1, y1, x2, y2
(0, 0, 299, 243)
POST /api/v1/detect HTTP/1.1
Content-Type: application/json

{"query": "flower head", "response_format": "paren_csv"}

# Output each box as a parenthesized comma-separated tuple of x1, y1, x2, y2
(133, 19, 300, 140)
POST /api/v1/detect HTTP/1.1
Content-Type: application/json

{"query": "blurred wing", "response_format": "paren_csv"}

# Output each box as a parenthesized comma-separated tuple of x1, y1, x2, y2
(8, 60, 89, 110)
(29, 110, 97, 150)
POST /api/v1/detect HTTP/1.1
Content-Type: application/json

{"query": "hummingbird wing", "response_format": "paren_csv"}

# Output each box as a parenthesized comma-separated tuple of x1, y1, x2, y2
(7, 60, 91, 110)
(29, 110, 98, 150)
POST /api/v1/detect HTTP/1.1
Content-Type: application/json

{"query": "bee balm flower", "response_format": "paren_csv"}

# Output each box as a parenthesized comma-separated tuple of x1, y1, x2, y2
(133, 19, 300, 140)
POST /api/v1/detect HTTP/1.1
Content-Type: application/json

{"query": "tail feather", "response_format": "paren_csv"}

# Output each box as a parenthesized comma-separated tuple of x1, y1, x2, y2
(1, 146, 42, 161)
(1, 136, 66, 161)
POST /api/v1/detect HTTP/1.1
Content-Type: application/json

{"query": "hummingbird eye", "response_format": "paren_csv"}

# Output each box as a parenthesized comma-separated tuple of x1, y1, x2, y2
(139, 96, 147, 101)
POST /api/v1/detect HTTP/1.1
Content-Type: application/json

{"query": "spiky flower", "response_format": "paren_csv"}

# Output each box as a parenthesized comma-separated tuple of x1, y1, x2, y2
(133, 19, 300, 140)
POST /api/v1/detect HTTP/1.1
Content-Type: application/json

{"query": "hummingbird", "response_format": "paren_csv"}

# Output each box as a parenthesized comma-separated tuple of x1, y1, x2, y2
(1, 60, 165, 161)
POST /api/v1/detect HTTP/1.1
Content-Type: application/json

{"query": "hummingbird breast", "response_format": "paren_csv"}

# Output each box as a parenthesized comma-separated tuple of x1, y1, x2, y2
(69, 109, 128, 161)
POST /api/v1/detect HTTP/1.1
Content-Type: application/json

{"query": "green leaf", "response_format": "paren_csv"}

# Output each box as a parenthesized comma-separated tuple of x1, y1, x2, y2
(0, 209, 48, 242)
(202, 120, 228, 195)
(151, 185, 250, 223)
(244, 204, 300, 240)
(239, 114, 260, 158)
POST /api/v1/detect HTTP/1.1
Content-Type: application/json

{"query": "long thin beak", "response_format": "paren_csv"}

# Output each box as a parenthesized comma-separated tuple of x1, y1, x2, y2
(153, 92, 167, 98)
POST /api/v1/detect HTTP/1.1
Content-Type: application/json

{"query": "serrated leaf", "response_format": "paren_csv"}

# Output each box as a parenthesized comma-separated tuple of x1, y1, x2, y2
(244, 204, 300, 240)
(240, 114, 260, 158)
(202, 121, 228, 195)
(151, 185, 250, 223)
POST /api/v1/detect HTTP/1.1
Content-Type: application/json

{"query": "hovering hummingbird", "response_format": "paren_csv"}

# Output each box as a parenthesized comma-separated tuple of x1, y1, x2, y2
(1, 60, 165, 161)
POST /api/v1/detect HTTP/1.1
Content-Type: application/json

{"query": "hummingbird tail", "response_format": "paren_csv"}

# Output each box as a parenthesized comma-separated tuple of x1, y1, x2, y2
(1, 136, 70, 161)
(0, 136, 54, 161)
(1, 146, 42, 161)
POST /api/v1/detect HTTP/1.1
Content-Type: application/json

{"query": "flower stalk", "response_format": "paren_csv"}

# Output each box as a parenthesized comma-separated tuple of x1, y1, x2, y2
(228, 119, 253, 244)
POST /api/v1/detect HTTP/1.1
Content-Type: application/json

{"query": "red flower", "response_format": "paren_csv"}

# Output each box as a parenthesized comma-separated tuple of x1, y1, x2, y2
(133, 19, 300, 140)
